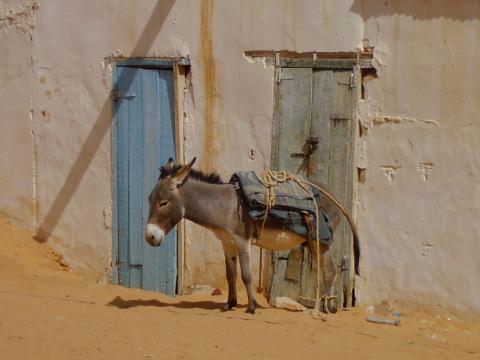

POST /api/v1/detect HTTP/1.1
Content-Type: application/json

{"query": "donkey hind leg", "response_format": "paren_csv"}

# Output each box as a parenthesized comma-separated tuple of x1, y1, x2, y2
(319, 243, 338, 313)
(222, 249, 238, 311)
(236, 238, 257, 314)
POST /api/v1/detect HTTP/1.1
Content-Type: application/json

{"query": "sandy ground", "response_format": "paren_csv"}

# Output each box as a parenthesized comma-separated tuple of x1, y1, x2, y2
(1, 215, 479, 360)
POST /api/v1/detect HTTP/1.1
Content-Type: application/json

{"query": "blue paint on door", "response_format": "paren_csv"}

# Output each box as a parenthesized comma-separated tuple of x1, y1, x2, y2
(113, 66, 177, 295)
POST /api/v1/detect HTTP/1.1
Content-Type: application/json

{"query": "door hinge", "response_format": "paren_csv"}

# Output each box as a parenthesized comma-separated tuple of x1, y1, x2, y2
(330, 114, 349, 121)
(341, 256, 350, 271)
(279, 72, 294, 81)
(337, 72, 355, 89)
(113, 90, 136, 101)
(274, 52, 294, 83)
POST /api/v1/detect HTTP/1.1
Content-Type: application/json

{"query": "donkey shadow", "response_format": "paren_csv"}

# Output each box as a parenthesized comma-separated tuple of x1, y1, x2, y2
(107, 296, 264, 311)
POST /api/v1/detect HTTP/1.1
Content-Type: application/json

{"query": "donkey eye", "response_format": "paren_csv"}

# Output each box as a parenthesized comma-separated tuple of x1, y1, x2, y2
(158, 200, 169, 208)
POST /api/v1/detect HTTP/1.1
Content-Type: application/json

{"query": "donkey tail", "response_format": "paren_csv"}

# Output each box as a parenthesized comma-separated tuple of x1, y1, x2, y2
(342, 209, 361, 275)
(307, 182, 361, 275)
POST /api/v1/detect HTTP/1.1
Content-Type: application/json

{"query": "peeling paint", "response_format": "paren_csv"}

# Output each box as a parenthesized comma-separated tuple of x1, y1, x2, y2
(168, 36, 190, 57)
(372, 41, 389, 72)
(103, 49, 126, 64)
(0, 1, 38, 35)
(99, 60, 112, 93)
(357, 137, 368, 169)
(373, 114, 440, 126)
(243, 53, 272, 70)
(103, 205, 112, 230)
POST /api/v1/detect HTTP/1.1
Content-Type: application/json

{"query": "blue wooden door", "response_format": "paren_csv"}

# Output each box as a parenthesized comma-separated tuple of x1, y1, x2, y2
(113, 66, 177, 295)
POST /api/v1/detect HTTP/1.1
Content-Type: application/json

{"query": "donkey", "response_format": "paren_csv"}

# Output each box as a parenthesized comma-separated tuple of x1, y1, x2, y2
(145, 157, 360, 314)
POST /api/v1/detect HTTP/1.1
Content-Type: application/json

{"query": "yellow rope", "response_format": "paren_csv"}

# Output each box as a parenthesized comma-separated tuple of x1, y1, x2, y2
(255, 170, 333, 315)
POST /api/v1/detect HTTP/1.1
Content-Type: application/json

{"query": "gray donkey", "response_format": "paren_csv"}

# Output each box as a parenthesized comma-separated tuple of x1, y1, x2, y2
(145, 157, 360, 314)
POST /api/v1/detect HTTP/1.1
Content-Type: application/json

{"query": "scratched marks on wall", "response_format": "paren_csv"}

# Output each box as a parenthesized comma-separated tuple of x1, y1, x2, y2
(379, 161, 435, 183)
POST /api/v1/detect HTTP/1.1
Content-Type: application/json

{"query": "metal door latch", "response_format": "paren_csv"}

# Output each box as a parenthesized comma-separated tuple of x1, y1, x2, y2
(291, 137, 319, 158)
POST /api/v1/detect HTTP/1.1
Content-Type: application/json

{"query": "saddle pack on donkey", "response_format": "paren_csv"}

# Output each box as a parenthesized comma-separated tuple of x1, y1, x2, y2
(230, 171, 333, 245)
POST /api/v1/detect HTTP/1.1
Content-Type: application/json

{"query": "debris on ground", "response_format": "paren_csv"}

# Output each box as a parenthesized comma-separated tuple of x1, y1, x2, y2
(186, 284, 223, 296)
(374, 299, 395, 317)
(366, 316, 401, 326)
(211, 287, 222, 296)
(365, 299, 401, 326)
(274, 297, 307, 312)
(186, 284, 215, 295)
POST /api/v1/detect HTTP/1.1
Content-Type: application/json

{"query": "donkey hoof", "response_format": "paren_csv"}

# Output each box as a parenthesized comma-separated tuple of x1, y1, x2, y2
(245, 307, 255, 314)
(222, 300, 237, 311)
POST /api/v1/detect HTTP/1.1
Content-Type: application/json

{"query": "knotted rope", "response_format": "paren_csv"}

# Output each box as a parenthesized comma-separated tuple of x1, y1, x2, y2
(255, 170, 350, 316)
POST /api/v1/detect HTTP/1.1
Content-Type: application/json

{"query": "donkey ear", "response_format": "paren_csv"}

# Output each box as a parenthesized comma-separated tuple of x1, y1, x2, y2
(163, 158, 175, 170)
(171, 157, 196, 188)
(159, 158, 175, 179)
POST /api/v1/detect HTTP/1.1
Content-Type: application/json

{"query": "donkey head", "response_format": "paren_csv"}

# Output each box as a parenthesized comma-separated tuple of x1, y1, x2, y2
(145, 157, 196, 246)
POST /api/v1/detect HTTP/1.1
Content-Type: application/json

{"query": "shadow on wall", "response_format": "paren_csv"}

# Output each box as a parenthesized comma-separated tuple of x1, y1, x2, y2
(35, 0, 176, 243)
(350, 0, 480, 21)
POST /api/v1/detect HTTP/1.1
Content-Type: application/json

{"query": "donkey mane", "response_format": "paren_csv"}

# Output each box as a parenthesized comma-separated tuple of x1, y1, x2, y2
(159, 164, 225, 184)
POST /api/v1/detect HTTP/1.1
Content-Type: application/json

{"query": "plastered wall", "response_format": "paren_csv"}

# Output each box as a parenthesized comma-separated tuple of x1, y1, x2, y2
(1, 0, 479, 316)
(353, 1, 480, 316)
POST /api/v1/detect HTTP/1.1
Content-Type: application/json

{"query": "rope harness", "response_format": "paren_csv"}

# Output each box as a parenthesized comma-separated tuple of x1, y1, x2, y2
(255, 170, 351, 315)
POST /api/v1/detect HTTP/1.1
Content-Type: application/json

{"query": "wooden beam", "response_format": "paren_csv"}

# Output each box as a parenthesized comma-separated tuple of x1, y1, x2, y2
(116, 57, 190, 68)
(245, 50, 374, 60)
(173, 62, 187, 295)
(265, 57, 373, 69)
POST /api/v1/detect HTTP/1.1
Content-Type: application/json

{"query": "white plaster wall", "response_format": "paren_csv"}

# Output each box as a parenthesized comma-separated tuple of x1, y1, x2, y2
(1, 0, 479, 316)
(353, 0, 480, 316)
(0, 0, 35, 223)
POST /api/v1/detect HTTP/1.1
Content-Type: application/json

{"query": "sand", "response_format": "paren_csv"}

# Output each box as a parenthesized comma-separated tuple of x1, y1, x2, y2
(1, 215, 479, 360)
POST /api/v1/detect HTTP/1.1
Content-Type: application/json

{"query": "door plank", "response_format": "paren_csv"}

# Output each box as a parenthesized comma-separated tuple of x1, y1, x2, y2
(344, 67, 361, 306)
(140, 68, 177, 294)
(269, 68, 313, 302)
(274, 67, 312, 175)
(327, 70, 354, 307)
(127, 68, 144, 288)
(310, 70, 333, 183)
(141, 68, 161, 291)
(115, 66, 136, 287)
(157, 69, 177, 295)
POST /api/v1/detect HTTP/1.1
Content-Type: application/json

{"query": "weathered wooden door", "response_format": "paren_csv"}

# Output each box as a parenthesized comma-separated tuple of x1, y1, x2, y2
(269, 64, 359, 309)
(113, 65, 177, 295)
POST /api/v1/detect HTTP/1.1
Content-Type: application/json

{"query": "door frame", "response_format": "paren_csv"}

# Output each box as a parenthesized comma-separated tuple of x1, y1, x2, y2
(269, 56, 363, 307)
(111, 58, 189, 294)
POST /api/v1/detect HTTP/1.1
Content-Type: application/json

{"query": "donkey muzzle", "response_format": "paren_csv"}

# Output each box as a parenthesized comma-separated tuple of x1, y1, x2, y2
(145, 223, 165, 246)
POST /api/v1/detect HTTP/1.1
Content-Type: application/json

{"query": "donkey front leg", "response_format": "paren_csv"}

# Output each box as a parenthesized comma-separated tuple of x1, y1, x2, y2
(222, 249, 238, 311)
(236, 239, 257, 314)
